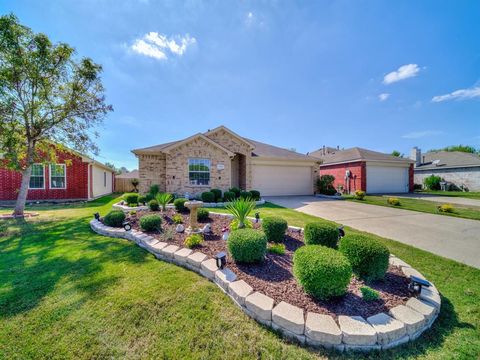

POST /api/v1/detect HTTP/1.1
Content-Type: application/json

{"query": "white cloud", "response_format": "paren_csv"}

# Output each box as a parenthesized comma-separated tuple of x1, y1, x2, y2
(432, 86, 480, 102)
(378, 93, 390, 101)
(130, 32, 196, 60)
(402, 130, 444, 139)
(383, 64, 420, 84)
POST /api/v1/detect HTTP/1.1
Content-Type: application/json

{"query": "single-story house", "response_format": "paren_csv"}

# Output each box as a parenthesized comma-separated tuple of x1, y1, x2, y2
(309, 146, 414, 194)
(132, 126, 319, 196)
(0, 147, 115, 202)
(410, 147, 480, 191)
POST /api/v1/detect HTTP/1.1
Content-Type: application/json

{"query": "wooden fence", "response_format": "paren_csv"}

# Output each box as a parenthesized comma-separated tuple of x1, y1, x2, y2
(114, 178, 138, 193)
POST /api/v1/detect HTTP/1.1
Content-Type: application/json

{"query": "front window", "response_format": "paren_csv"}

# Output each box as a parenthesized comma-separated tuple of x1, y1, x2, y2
(29, 164, 44, 189)
(188, 159, 210, 186)
(50, 164, 66, 189)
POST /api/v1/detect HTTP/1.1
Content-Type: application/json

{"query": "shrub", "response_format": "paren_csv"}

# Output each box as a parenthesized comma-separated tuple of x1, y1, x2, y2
(144, 193, 154, 202)
(316, 175, 336, 195)
(197, 208, 209, 221)
(161, 228, 176, 241)
(250, 190, 261, 201)
(223, 191, 235, 202)
(387, 197, 401, 206)
(228, 228, 267, 263)
(201, 191, 215, 203)
(137, 195, 147, 205)
(229, 187, 241, 198)
(174, 198, 188, 212)
(438, 203, 454, 213)
(293, 245, 352, 300)
(148, 199, 159, 211)
(354, 190, 366, 200)
(184, 233, 204, 248)
(262, 216, 288, 243)
(360, 286, 380, 301)
(140, 214, 162, 232)
(156, 192, 173, 211)
(211, 188, 222, 201)
(129, 210, 137, 216)
(103, 210, 126, 227)
(172, 214, 183, 224)
(339, 234, 389, 281)
(413, 183, 423, 191)
(304, 222, 339, 248)
(149, 184, 160, 197)
(240, 191, 252, 199)
(124, 193, 139, 205)
(226, 197, 256, 230)
(423, 175, 442, 190)
(267, 243, 286, 255)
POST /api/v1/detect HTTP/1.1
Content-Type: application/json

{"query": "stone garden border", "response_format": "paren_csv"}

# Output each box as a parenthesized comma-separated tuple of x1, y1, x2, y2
(89, 215, 440, 352)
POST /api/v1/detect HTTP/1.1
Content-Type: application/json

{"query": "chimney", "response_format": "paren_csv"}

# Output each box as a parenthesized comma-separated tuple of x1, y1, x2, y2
(410, 147, 421, 167)
(322, 145, 326, 155)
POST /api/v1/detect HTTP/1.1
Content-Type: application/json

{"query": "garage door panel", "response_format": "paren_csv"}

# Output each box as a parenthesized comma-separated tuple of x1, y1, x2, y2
(366, 165, 408, 193)
(252, 165, 312, 196)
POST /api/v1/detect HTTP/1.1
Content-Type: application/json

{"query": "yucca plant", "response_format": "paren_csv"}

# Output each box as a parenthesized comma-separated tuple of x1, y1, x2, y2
(226, 197, 256, 230)
(156, 192, 173, 211)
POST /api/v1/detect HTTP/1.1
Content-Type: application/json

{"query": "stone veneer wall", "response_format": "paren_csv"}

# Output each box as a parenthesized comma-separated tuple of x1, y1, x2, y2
(138, 154, 166, 194)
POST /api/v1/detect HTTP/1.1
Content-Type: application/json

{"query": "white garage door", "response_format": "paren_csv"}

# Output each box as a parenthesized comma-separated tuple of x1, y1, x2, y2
(366, 165, 409, 193)
(252, 164, 313, 196)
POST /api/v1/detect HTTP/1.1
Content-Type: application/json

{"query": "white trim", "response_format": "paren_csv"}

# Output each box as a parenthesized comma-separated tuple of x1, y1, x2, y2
(188, 158, 211, 186)
(49, 163, 67, 189)
(28, 164, 45, 189)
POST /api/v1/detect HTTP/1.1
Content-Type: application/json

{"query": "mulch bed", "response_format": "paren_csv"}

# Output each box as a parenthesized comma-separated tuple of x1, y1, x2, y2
(127, 209, 411, 319)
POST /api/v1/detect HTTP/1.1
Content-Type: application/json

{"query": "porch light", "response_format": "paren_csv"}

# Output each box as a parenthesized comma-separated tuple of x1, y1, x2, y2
(123, 221, 132, 231)
(408, 275, 431, 296)
(94, 212, 100, 220)
(215, 252, 227, 269)
(255, 212, 260, 223)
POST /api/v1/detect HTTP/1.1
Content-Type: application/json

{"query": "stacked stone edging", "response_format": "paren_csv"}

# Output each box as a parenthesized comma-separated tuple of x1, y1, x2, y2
(89, 217, 440, 352)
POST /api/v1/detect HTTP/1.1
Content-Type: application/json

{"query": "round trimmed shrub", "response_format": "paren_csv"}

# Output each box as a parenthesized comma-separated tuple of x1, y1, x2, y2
(339, 234, 390, 281)
(144, 193, 154, 202)
(103, 210, 126, 227)
(240, 191, 252, 199)
(148, 199, 159, 211)
(211, 188, 222, 201)
(201, 191, 215, 203)
(250, 190, 261, 201)
(124, 193, 139, 205)
(197, 208, 209, 221)
(262, 216, 288, 243)
(140, 214, 162, 232)
(223, 191, 235, 202)
(293, 245, 352, 299)
(304, 222, 339, 248)
(229, 187, 241, 198)
(137, 195, 147, 205)
(228, 229, 267, 263)
(174, 198, 188, 212)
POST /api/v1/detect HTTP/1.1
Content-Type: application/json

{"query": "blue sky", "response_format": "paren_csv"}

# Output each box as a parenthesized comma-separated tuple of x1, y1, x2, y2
(2, 0, 479, 169)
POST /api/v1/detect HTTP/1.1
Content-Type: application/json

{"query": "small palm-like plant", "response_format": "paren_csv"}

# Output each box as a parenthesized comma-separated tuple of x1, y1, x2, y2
(226, 197, 256, 230)
(156, 192, 173, 211)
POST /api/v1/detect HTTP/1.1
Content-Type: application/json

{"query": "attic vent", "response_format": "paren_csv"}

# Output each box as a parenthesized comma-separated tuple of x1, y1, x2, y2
(432, 159, 441, 166)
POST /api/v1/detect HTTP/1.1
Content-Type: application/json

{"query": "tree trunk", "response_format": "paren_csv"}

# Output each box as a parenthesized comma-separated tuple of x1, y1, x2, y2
(13, 165, 32, 216)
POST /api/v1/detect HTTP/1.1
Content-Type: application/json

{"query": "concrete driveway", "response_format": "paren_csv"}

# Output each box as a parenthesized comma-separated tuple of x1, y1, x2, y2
(265, 196, 480, 269)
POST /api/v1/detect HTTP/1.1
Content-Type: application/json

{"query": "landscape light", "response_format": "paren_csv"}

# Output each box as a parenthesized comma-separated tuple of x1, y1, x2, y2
(338, 226, 345, 239)
(123, 221, 132, 231)
(215, 252, 227, 269)
(408, 275, 431, 296)
(94, 212, 100, 220)
(255, 212, 260, 223)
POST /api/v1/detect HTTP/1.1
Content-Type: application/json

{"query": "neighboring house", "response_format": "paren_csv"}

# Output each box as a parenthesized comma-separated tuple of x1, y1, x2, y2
(410, 147, 480, 191)
(0, 147, 114, 202)
(132, 125, 319, 196)
(309, 146, 414, 194)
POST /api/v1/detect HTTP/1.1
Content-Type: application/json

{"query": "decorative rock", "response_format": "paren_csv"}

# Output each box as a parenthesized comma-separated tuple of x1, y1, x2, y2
(305, 312, 342, 345)
(272, 301, 305, 335)
(338, 316, 377, 346)
(186, 252, 208, 268)
(406, 298, 436, 324)
(367, 313, 406, 345)
(162, 244, 180, 259)
(200, 258, 219, 279)
(228, 280, 253, 306)
(389, 305, 425, 335)
(173, 248, 193, 264)
(389, 256, 411, 268)
(402, 266, 426, 280)
(245, 292, 274, 322)
(201, 223, 212, 234)
(215, 268, 237, 291)
(419, 288, 441, 310)
(176, 224, 185, 233)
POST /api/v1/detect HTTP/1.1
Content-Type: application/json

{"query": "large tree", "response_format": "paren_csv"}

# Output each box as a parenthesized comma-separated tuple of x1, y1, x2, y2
(0, 14, 113, 216)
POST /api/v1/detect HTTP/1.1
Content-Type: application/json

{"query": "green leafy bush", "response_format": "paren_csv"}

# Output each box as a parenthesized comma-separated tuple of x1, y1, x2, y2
(360, 286, 380, 301)
(316, 175, 336, 195)
(239, 191, 252, 199)
(197, 208, 209, 221)
(103, 210, 126, 227)
(423, 175, 442, 190)
(226, 197, 256, 230)
(339, 234, 389, 281)
(293, 245, 352, 300)
(174, 198, 188, 212)
(223, 191, 235, 202)
(354, 190, 366, 200)
(267, 243, 286, 255)
(172, 214, 183, 224)
(137, 195, 147, 205)
(211, 188, 222, 202)
(144, 193, 154, 202)
(229, 187, 241, 198)
(149, 184, 160, 197)
(184, 233, 203, 248)
(250, 190, 261, 201)
(140, 214, 162, 232)
(262, 216, 288, 243)
(156, 192, 173, 211)
(304, 222, 339, 248)
(148, 199, 159, 211)
(201, 191, 215, 203)
(228, 228, 267, 263)
(124, 193, 139, 205)
(387, 197, 401, 206)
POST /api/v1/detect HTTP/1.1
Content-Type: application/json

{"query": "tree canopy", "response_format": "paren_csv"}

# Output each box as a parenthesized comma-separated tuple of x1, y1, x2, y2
(430, 145, 479, 154)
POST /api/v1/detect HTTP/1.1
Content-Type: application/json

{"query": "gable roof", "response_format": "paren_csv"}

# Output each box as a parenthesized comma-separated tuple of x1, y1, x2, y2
(245, 138, 318, 161)
(204, 125, 255, 149)
(311, 147, 413, 166)
(160, 133, 235, 157)
(417, 151, 480, 170)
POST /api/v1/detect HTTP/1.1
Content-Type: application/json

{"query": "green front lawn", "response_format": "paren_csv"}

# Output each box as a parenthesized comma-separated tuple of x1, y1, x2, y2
(415, 190, 480, 200)
(343, 195, 480, 221)
(0, 197, 479, 359)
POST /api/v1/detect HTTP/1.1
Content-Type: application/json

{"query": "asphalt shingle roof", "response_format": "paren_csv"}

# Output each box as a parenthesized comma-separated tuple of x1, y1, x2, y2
(310, 147, 412, 165)
(417, 151, 480, 170)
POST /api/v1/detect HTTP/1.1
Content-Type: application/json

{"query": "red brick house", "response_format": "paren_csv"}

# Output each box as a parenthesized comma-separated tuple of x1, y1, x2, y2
(0, 148, 115, 202)
(309, 147, 414, 194)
